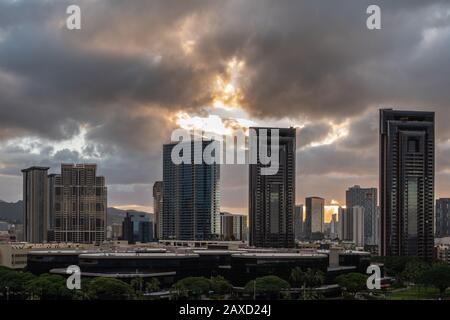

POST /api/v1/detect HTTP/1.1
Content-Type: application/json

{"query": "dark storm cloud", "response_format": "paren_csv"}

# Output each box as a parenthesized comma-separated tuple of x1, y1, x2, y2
(339, 110, 378, 150)
(195, 0, 450, 119)
(297, 123, 332, 149)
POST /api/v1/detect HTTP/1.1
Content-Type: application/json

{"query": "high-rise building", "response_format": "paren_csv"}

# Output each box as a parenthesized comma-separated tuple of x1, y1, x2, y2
(330, 214, 338, 240)
(153, 181, 163, 240)
(374, 206, 381, 246)
(249, 127, 296, 248)
(338, 207, 352, 241)
(352, 206, 365, 247)
(47, 173, 58, 241)
(220, 212, 247, 241)
(50, 164, 107, 244)
(380, 109, 435, 260)
(337, 207, 345, 240)
(346, 185, 377, 245)
(305, 197, 324, 239)
(436, 199, 450, 238)
(294, 205, 304, 240)
(162, 140, 220, 241)
(107, 223, 122, 240)
(122, 212, 153, 244)
(22, 167, 49, 243)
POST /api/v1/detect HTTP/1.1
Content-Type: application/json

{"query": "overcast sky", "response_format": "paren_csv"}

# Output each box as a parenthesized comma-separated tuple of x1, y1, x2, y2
(1, 0, 450, 214)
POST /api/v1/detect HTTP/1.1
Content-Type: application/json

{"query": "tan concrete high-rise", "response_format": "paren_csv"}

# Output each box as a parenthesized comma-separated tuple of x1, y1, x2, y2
(50, 164, 107, 244)
(22, 167, 49, 243)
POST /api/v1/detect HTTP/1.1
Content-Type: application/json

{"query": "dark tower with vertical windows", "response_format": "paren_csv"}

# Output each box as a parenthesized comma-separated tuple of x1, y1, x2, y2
(162, 140, 220, 241)
(380, 109, 434, 260)
(249, 127, 296, 248)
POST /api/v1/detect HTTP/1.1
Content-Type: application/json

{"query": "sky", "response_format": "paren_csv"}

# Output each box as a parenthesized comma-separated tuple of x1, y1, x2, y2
(1, 0, 450, 216)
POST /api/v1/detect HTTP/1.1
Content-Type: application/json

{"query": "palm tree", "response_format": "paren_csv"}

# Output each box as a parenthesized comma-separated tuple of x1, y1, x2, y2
(145, 278, 160, 293)
(130, 277, 144, 297)
(290, 268, 325, 300)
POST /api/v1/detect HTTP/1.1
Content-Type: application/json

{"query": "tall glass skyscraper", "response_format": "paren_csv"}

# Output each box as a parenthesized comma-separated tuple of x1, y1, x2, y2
(436, 198, 450, 238)
(162, 140, 220, 241)
(249, 127, 296, 248)
(380, 109, 435, 260)
(122, 212, 153, 244)
(22, 167, 49, 243)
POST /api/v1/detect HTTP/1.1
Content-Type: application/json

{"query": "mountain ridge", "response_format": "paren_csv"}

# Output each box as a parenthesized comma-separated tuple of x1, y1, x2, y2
(0, 200, 152, 225)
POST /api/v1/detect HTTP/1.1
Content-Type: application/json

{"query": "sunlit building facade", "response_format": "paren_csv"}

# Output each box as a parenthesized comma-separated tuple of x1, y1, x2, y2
(305, 197, 324, 239)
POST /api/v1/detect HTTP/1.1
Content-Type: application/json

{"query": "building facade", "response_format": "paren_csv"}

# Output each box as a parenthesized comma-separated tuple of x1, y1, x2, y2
(249, 127, 296, 248)
(352, 206, 365, 247)
(50, 164, 107, 244)
(436, 244, 450, 265)
(22, 167, 49, 243)
(338, 207, 353, 242)
(122, 212, 153, 244)
(346, 185, 377, 245)
(162, 140, 220, 241)
(330, 214, 338, 240)
(305, 197, 324, 239)
(220, 212, 248, 241)
(380, 109, 435, 260)
(153, 181, 163, 240)
(436, 199, 450, 238)
(294, 205, 304, 240)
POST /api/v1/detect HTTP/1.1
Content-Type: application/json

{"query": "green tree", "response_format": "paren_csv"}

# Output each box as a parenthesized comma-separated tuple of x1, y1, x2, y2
(130, 277, 144, 297)
(336, 273, 367, 298)
(86, 277, 134, 300)
(244, 276, 290, 300)
(0, 268, 36, 300)
(290, 268, 324, 300)
(210, 276, 232, 296)
(26, 274, 73, 300)
(371, 256, 423, 283)
(145, 278, 160, 293)
(171, 277, 211, 300)
(72, 278, 93, 300)
(418, 264, 450, 298)
(400, 260, 430, 285)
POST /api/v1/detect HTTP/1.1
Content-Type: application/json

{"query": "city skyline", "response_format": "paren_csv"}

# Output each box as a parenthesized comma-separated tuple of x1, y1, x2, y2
(2, 1, 450, 216)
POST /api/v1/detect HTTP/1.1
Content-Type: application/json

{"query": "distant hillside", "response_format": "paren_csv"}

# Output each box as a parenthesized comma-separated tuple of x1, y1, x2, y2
(107, 208, 154, 225)
(0, 200, 152, 226)
(0, 200, 23, 223)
